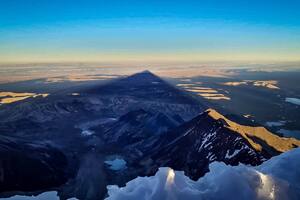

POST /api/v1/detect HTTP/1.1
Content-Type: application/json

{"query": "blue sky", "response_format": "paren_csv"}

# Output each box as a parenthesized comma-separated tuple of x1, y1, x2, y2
(0, 0, 300, 63)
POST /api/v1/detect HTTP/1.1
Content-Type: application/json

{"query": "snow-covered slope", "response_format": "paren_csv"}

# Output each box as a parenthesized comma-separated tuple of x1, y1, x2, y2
(0, 191, 78, 200)
(106, 148, 300, 200)
(3, 147, 300, 200)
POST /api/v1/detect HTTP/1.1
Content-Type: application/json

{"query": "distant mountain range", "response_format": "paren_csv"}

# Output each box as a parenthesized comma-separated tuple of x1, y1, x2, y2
(0, 71, 299, 200)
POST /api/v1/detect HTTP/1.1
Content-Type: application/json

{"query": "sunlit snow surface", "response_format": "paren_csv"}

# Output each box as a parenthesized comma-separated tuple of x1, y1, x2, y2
(106, 148, 300, 200)
(2, 149, 300, 200)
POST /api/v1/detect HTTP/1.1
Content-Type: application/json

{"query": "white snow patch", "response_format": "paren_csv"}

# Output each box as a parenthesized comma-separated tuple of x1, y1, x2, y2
(0, 191, 78, 200)
(106, 148, 300, 200)
(81, 130, 95, 136)
(207, 152, 217, 162)
(285, 98, 300, 106)
(225, 149, 241, 159)
(198, 131, 216, 151)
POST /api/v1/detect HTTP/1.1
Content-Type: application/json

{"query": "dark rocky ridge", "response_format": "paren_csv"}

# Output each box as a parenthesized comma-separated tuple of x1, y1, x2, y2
(129, 109, 300, 180)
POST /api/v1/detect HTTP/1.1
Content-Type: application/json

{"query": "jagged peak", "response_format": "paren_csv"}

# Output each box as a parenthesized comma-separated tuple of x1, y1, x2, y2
(206, 108, 226, 120)
(203, 108, 300, 155)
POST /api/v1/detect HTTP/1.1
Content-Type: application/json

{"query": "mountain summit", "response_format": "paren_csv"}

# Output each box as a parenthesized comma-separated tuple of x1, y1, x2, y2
(136, 108, 300, 179)
(206, 108, 300, 155)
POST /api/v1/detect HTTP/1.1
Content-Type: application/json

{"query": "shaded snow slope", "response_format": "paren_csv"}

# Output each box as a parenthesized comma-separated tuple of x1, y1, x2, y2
(0, 191, 78, 200)
(106, 148, 300, 200)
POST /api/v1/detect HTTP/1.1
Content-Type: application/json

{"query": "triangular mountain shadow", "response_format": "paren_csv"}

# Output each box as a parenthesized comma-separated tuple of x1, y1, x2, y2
(83, 70, 208, 106)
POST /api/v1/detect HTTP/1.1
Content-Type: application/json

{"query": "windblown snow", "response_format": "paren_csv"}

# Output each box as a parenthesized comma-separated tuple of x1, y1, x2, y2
(106, 148, 300, 200)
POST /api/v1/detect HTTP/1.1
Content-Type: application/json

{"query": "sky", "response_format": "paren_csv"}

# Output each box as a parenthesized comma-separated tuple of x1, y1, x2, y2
(0, 0, 300, 64)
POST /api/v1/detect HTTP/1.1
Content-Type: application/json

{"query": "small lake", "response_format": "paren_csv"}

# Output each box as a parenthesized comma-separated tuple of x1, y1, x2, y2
(104, 156, 127, 171)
